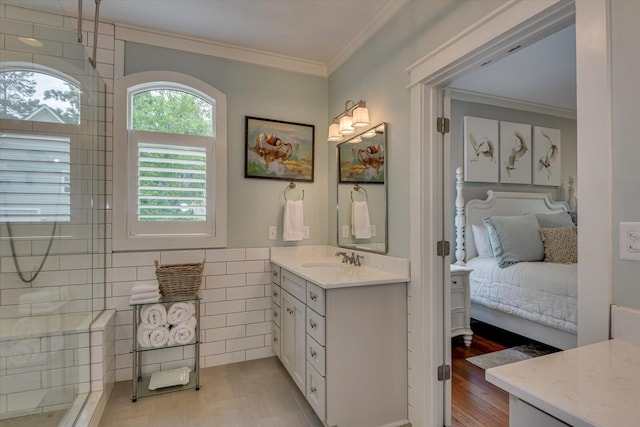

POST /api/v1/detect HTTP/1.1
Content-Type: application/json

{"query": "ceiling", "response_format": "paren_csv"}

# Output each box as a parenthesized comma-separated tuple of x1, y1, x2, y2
(8, 1, 576, 109)
(10, 0, 409, 72)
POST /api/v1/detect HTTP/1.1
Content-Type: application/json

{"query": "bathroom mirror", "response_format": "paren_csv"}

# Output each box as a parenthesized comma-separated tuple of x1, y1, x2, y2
(336, 122, 387, 254)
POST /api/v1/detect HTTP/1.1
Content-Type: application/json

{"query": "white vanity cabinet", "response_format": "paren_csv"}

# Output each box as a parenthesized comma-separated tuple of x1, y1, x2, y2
(271, 262, 408, 427)
(271, 267, 281, 358)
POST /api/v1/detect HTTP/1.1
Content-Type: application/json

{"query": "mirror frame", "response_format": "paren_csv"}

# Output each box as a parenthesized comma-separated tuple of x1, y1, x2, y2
(336, 122, 388, 254)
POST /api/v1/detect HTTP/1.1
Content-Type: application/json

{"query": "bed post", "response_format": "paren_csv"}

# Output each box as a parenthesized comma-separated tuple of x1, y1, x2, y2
(567, 174, 577, 211)
(454, 167, 466, 265)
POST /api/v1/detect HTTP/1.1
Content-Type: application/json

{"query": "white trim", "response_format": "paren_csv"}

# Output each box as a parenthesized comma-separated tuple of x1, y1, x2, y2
(114, 39, 124, 79)
(114, 24, 327, 77)
(406, 0, 574, 88)
(448, 88, 577, 120)
(575, 0, 612, 346)
(327, 0, 410, 75)
(408, 1, 613, 425)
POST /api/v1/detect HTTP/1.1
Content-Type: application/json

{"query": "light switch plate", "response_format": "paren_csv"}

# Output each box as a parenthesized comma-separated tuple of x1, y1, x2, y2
(268, 226, 277, 240)
(341, 225, 350, 238)
(619, 222, 640, 260)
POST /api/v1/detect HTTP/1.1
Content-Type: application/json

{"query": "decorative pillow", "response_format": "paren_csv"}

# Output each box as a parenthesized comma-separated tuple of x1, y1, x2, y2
(535, 212, 575, 228)
(483, 214, 544, 268)
(471, 224, 493, 258)
(540, 226, 578, 263)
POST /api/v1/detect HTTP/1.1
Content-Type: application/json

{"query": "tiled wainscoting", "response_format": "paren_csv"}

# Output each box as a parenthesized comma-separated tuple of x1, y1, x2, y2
(108, 248, 274, 382)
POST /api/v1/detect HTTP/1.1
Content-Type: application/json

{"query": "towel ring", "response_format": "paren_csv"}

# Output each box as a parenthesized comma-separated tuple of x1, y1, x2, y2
(350, 184, 368, 202)
(284, 182, 304, 201)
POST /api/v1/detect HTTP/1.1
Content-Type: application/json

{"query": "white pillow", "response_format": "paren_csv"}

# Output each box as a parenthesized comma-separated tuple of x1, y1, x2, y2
(471, 224, 493, 258)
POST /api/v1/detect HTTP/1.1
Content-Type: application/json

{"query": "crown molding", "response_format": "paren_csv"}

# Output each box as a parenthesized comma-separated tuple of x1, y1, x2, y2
(327, 0, 410, 75)
(115, 23, 328, 77)
(448, 88, 576, 120)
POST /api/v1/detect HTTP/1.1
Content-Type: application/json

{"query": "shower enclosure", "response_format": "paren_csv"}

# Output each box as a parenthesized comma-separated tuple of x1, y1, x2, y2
(0, 2, 106, 425)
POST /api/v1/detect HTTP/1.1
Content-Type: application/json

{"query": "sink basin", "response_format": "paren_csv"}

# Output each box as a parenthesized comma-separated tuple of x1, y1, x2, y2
(301, 262, 350, 270)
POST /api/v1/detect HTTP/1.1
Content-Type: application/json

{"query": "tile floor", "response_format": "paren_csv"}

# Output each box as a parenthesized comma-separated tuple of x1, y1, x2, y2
(0, 410, 66, 427)
(98, 357, 324, 427)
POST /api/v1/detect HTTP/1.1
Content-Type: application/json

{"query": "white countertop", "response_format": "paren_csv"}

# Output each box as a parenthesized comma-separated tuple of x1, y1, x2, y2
(486, 339, 640, 427)
(270, 253, 410, 289)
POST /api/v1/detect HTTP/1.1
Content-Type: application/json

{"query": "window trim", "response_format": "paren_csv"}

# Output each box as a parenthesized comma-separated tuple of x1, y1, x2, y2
(113, 71, 227, 251)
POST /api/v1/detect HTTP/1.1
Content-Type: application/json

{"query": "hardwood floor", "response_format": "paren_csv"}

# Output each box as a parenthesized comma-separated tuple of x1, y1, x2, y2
(451, 321, 536, 427)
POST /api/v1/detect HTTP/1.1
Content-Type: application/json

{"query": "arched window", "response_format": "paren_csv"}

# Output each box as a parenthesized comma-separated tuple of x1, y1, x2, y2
(0, 65, 79, 223)
(113, 72, 227, 251)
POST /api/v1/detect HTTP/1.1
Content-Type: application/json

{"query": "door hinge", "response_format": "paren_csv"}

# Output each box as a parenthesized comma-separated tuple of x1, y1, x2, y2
(437, 117, 450, 134)
(437, 364, 451, 381)
(436, 240, 450, 257)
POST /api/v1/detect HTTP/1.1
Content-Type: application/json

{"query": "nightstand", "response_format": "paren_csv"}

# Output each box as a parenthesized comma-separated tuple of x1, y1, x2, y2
(450, 265, 473, 346)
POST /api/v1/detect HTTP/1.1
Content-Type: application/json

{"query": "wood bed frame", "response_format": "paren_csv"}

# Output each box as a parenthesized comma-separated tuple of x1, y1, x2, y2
(453, 168, 577, 350)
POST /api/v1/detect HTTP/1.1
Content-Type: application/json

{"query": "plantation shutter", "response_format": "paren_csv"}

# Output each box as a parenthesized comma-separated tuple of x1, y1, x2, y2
(0, 133, 71, 222)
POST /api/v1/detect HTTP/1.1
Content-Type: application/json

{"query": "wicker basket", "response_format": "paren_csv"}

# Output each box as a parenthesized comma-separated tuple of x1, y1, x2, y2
(154, 260, 203, 297)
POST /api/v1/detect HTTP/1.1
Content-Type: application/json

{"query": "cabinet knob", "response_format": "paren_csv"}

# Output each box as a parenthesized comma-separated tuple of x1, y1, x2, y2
(273, 290, 278, 297)
(310, 292, 318, 301)
(310, 348, 317, 358)
(273, 311, 278, 317)
(274, 337, 278, 342)
(273, 271, 278, 277)
(310, 319, 317, 329)
(310, 386, 317, 394)
(287, 308, 294, 315)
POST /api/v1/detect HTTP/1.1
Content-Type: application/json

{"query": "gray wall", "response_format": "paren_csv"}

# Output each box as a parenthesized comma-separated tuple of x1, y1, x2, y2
(124, 42, 329, 249)
(449, 99, 577, 252)
(612, 1, 640, 308)
(328, 0, 506, 257)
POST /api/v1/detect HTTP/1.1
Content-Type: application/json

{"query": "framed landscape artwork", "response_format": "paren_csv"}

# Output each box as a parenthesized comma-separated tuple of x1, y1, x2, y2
(499, 121, 532, 184)
(533, 126, 561, 186)
(464, 116, 499, 183)
(245, 116, 314, 182)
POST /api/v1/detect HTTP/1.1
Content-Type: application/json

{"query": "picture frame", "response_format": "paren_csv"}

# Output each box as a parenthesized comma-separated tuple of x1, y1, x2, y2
(532, 126, 561, 186)
(338, 137, 385, 184)
(499, 121, 532, 184)
(245, 116, 314, 182)
(464, 116, 499, 183)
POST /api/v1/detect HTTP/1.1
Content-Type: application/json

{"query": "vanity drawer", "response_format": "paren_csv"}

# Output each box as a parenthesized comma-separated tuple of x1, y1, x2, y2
(272, 302, 281, 327)
(306, 307, 325, 346)
(306, 282, 325, 316)
(271, 265, 281, 286)
(306, 362, 326, 422)
(306, 335, 325, 377)
(272, 283, 282, 307)
(272, 324, 281, 358)
(282, 270, 306, 303)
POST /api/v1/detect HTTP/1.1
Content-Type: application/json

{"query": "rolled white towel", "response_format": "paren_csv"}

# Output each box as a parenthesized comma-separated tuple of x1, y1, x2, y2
(168, 316, 197, 346)
(137, 326, 153, 348)
(140, 304, 167, 329)
(167, 302, 195, 326)
(149, 326, 170, 347)
(131, 283, 159, 294)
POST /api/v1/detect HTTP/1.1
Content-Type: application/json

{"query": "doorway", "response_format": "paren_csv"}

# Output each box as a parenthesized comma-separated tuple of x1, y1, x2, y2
(406, 1, 612, 426)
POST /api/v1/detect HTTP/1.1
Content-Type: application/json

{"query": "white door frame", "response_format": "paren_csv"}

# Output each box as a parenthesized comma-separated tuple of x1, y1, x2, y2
(407, 1, 612, 426)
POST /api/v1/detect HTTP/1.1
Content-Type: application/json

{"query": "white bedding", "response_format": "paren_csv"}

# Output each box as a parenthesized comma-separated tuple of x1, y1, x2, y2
(466, 257, 577, 334)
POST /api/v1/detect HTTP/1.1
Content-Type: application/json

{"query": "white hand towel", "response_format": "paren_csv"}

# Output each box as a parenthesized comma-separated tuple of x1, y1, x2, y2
(140, 304, 167, 329)
(130, 291, 161, 305)
(149, 326, 170, 347)
(167, 302, 195, 326)
(167, 316, 197, 346)
(131, 283, 160, 294)
(351, 200, 372, 239)
(283, 199, 304, 241)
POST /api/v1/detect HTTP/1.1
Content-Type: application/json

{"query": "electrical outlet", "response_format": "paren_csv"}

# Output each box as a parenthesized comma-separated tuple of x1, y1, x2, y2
(268, 226, 277, 240)
(370, 224, 376, 237)
(303, 226, 310, 239)
(341, 225, 350, 238)
(620, 222, 640, 260)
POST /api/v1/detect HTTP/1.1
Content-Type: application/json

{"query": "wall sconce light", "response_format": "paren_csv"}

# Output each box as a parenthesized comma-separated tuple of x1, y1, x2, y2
(327, 99, 369, 142)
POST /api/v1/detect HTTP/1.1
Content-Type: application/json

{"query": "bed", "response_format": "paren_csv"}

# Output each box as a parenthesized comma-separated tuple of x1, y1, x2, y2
(454, 173, 577, 350)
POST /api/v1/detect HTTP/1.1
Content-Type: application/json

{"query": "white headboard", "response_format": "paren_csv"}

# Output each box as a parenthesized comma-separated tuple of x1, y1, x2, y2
(454, 167, 570, 264)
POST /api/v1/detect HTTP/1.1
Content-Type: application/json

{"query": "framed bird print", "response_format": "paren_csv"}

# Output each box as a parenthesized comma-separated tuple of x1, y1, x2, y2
(464, 116, 499, 183)
(533, 126, 561, 186)
(499, 121, 532, 184)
